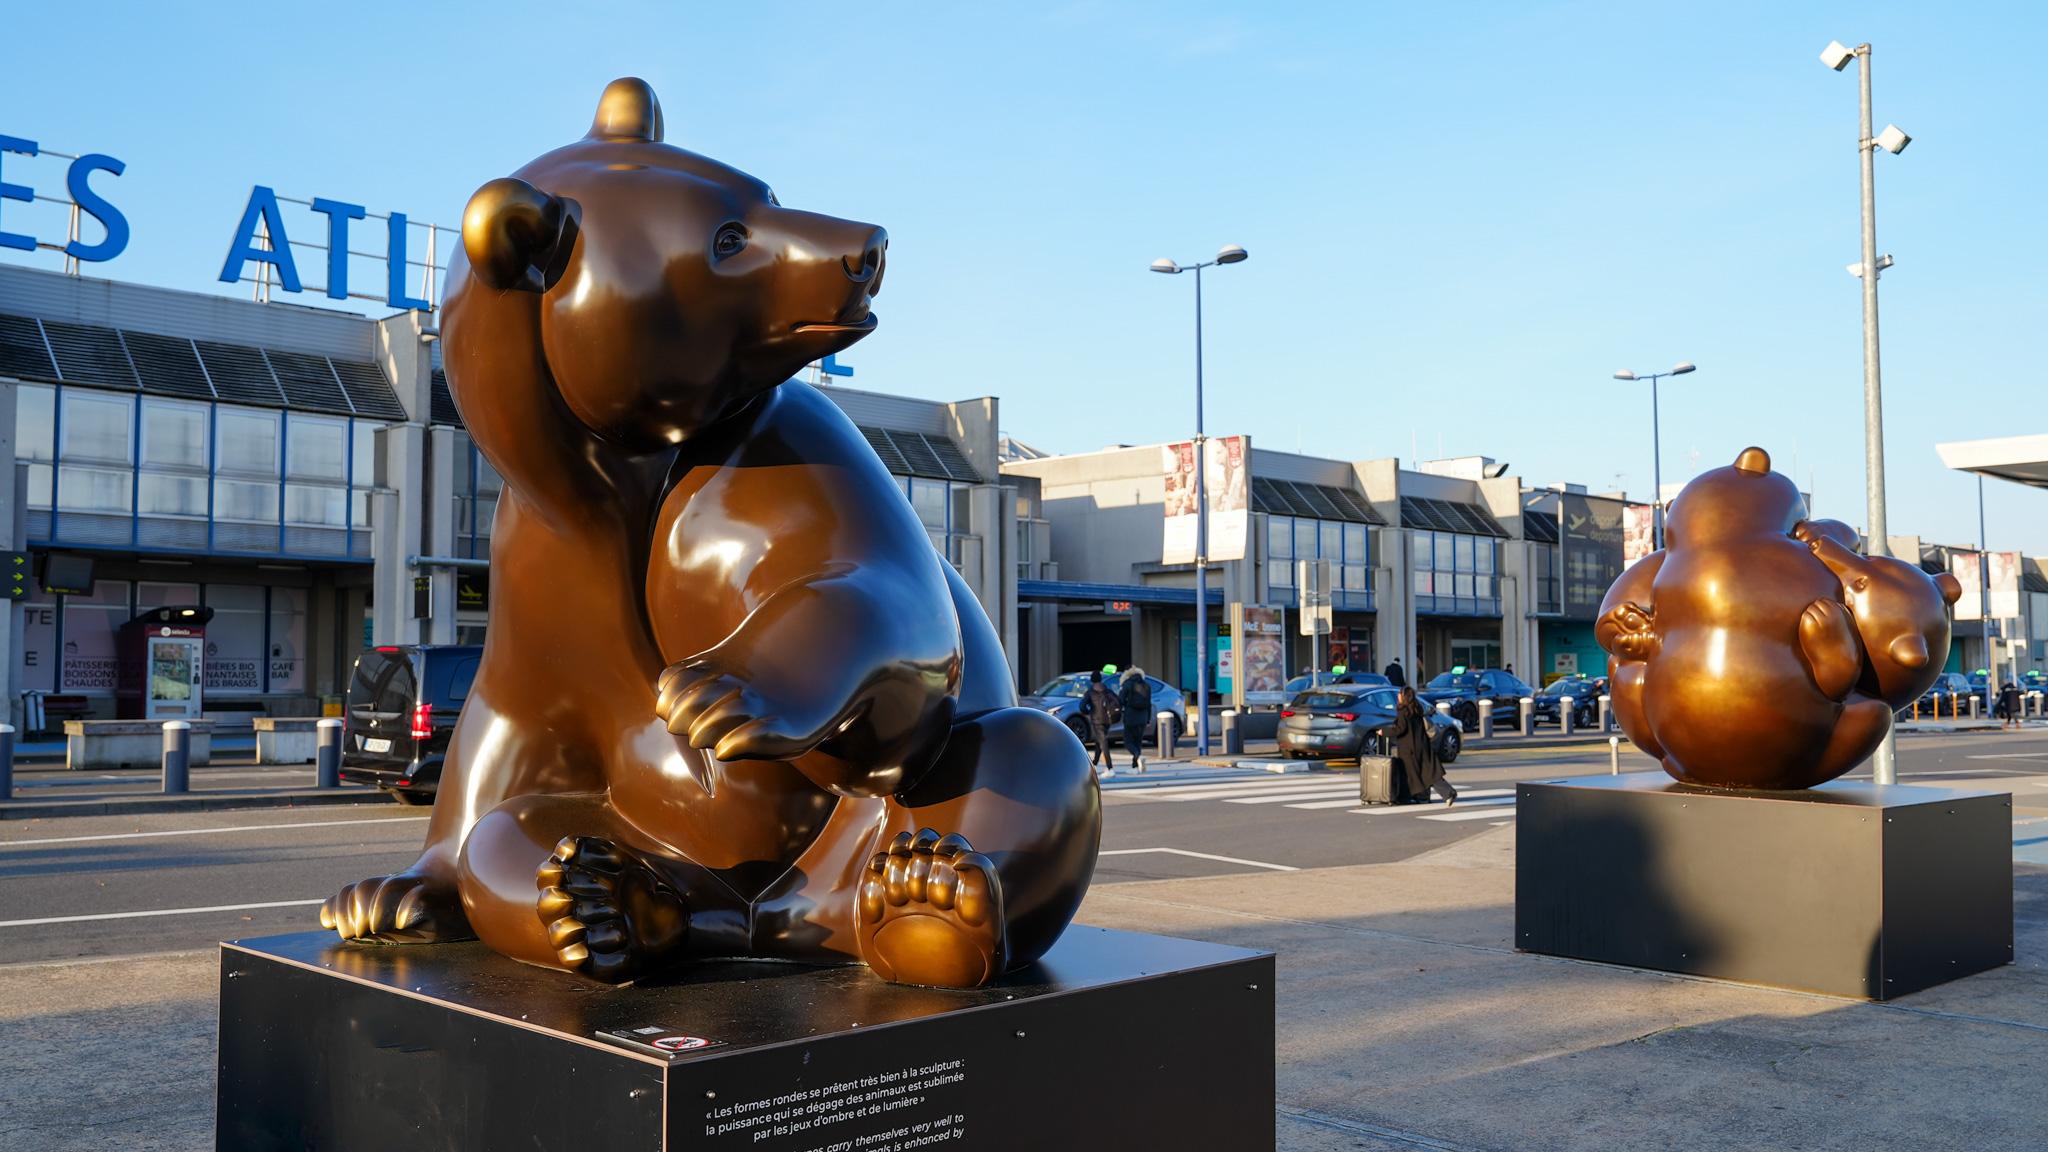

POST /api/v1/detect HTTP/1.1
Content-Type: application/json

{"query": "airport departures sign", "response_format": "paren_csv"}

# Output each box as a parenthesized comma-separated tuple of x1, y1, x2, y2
(1, 132, 437, 311)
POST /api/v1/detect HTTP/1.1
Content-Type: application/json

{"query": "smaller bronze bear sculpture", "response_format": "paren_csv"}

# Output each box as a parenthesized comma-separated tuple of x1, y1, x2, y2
(1597, 446, 1961, 789)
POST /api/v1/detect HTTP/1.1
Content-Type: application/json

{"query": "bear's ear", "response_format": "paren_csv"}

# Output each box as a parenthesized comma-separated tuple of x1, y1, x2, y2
(1733, 446, 1772, 474)
(1935, 571, 1963, 605)
(590, 77, 663, 142)
(462, 177, 576, 293)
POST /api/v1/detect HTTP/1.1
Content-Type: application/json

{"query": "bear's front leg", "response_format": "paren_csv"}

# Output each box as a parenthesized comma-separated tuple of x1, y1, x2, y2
(655, 570, 958, 793)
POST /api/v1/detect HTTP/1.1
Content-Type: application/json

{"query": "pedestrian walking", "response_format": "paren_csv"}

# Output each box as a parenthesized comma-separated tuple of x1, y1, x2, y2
(2000, 680, 2022, 730)
(1383, 658, 1406, 688)
(1084, 671, 1121, 777)
(1118, 666, 1153, 774)
(1388, 686, 1457, 806)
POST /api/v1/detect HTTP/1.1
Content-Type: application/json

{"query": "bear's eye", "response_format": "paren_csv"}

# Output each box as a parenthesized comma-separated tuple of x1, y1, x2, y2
(714, 224, 749, 259)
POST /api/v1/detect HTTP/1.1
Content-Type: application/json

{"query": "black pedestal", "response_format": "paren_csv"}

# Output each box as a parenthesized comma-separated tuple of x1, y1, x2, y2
(216, 927, 1274, 1151)
(1516, 772, 2012, 999)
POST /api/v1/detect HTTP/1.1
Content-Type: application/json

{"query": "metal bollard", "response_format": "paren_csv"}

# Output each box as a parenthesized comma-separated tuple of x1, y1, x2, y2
(1435, 701, 1453, 721)
(1220, 709, 1244, 756)
(162, 720, 191, 794)
(1155, 711, 1177, 760)
(1610, 735, 1621, 774)
(316, 717, 343, 788)
(1561, 700, 1576, 737)
(1970, 696, 1982, 721)
(1598, 694, 1613, 733)
(0, 723, 13, 802)
(1476, 698, 1494, 740)
(1519, 696, 1535, 735)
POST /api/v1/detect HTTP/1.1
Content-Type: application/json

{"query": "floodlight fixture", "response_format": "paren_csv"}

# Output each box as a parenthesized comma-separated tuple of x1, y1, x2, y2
(1820, 40, 1856, 71)
(1875, 124, 1911, 154)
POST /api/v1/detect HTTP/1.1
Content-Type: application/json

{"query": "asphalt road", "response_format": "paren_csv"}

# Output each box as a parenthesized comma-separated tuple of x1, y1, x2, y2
(4, 729, 2046, 967)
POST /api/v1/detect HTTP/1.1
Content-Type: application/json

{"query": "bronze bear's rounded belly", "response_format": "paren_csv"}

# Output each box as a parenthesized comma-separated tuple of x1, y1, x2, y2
(1597, 446, 1960, 790)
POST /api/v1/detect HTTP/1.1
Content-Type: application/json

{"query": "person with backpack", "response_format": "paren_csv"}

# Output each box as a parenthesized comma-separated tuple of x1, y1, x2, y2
(1084, 670, 1122, 777)
(1118, 666, 1153, 774)
(2000, 680, 2023, 730)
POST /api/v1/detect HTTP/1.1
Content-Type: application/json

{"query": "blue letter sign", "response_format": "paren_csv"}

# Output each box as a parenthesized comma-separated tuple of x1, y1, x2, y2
(0, 134, 37, 253)
(63, 154, 130, 263)
(219, 185, 301, 294)
(309, 197, 366, 301)
(384, 212, 430, 311)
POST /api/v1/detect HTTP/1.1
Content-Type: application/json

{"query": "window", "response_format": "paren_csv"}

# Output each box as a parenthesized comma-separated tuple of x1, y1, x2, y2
(268, 587, 307, 692)
(57, 390, 134, 514)
(351, 421, 376, 529)
(139, 398, 209, 517)
(61, 579, 129, 691)
(285, 414, 348, 527)
(908, 477, 950, 553)
(1342, 523, 1369, 591)
(1269, 516, 1295, 587)
(204, 584, 266, 694)
(1409, 528, 1502, 613)
(17, 383, 54, 509)
(215, 407, 281, 523)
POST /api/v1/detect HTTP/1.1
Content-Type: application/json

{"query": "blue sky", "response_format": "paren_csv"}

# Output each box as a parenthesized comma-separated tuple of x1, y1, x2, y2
(4, 1, 2044, 552)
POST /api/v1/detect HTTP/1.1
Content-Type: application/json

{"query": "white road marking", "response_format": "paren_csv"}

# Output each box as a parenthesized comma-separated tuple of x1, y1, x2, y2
(1, 815, 429, 848)
(1098, 847, 1298, 872)
(1297, 786, 1516, 812)
(1964, 754, 2048, 761)
(0, 898, 325, 929)
(1110, 775, 1356, 799)
(1224, 786, 1377, 805)
(1420, 805, 1523, 823)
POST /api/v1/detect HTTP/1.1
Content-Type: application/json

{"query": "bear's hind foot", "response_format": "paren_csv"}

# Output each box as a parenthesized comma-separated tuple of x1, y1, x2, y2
(857, 829, 1006, 988)
(536, 836, 690, 985)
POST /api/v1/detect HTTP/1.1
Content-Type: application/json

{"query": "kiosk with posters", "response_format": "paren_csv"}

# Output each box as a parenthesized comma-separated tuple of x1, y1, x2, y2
(117, 605, 214, 721)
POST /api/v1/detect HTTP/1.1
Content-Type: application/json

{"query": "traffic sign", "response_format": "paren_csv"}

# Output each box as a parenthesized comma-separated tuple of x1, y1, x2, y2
(1298, 558, 1333, 636)
(4, 552, 27, 601)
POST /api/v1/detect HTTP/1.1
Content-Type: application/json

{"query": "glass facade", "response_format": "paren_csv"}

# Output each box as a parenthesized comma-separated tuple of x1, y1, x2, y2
(17, 383, 376, 557)
(1411, 529, 1502, 616)
(452, 431, 504, 559)
(1532, 541, 1562, 614)
(896, 475, 969, 568)
(1267, 515, 1372, 605)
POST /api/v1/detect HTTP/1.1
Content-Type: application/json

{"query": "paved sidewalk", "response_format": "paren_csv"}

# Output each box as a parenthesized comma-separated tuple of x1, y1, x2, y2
(6, 823, 2039, 1150)
(0, 761, 391, 820)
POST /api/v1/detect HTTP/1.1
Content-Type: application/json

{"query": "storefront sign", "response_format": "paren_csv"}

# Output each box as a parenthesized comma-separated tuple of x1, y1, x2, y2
(1, 132, 436, 311)
(206, 658, 262, 693)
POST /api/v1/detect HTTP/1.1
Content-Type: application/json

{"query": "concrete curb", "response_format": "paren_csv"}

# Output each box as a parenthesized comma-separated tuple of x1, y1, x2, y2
(0, 788, 397, 821)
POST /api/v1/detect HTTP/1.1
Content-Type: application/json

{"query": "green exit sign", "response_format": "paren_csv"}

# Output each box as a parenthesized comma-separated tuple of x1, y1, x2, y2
(5, 552, 27, 601)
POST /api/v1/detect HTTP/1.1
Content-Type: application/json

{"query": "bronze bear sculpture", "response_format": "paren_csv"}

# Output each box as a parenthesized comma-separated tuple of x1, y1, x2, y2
(321, 78, 1101, 988)
(1597, 446, 1961, 789)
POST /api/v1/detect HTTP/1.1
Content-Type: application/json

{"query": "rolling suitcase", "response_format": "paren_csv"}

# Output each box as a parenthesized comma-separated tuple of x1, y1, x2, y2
(1359, 754, 1398, 805)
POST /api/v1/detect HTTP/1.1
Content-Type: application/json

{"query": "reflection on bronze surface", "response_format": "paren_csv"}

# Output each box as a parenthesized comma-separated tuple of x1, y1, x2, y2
(321, 78, 1099, 987)
(1597, 447, 1961, 790)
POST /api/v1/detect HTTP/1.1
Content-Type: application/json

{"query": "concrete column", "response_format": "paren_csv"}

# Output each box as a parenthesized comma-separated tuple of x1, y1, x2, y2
(370, 424, 426, 646)
(0, 385, 17, 732)
(423, 427, 459, 644)
(958, 485, 1016, 682)
(1374, 526, 1413, 682)
(375, 312, 437, 424)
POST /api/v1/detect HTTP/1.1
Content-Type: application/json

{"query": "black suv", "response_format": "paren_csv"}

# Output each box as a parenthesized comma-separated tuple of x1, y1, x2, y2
(1417, 669, 1537, 732)
(339, 645, 480, 805)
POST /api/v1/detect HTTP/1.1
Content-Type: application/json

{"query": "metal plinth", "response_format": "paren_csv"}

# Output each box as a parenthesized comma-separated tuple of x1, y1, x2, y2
(216, 927, 1275, 1151)
(1516, 772, 2013, 999)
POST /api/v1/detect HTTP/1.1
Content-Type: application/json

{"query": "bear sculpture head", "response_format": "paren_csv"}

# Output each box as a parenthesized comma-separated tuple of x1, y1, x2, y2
(455, 78, 886, 451)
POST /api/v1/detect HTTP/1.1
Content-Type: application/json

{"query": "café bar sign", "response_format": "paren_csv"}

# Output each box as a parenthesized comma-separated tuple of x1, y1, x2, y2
(0, 132, 437, 312)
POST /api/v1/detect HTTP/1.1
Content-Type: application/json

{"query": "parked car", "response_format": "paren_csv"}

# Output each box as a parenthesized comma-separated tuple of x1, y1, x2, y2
(1282, 671, 1392, 694)
(1416, 669, 1537, 732)
(1532, 676, 1605, 728)
(1021, 672, 1187, 750)
(339, 644, 480, 805)
(1277, 684, 1461, 763)
(1913, 671, 1979, 716)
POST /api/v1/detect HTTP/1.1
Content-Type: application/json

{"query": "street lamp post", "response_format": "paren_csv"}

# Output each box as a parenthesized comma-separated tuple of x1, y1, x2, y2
(1151, 244, 1248, 756)
(1611, 362, 1696, 550)
(1823, 38, 1911, 784)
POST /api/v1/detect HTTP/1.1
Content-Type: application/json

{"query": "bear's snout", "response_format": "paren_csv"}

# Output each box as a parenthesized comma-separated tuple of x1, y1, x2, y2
(842, 228, 887, 296)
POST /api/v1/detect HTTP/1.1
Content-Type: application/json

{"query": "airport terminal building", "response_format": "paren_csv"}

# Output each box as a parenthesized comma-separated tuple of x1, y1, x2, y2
(0, 262, 1018, 729)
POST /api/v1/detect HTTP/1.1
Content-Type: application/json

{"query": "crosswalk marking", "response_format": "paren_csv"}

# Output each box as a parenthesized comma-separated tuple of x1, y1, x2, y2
(1225, 786, 1375, 805)
(1108, 773, 1529, 823)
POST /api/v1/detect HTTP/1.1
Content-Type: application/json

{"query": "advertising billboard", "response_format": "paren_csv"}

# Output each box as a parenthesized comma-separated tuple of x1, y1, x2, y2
(1561, 493, 1628, 619)
(1162, 435, 1249, 565)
